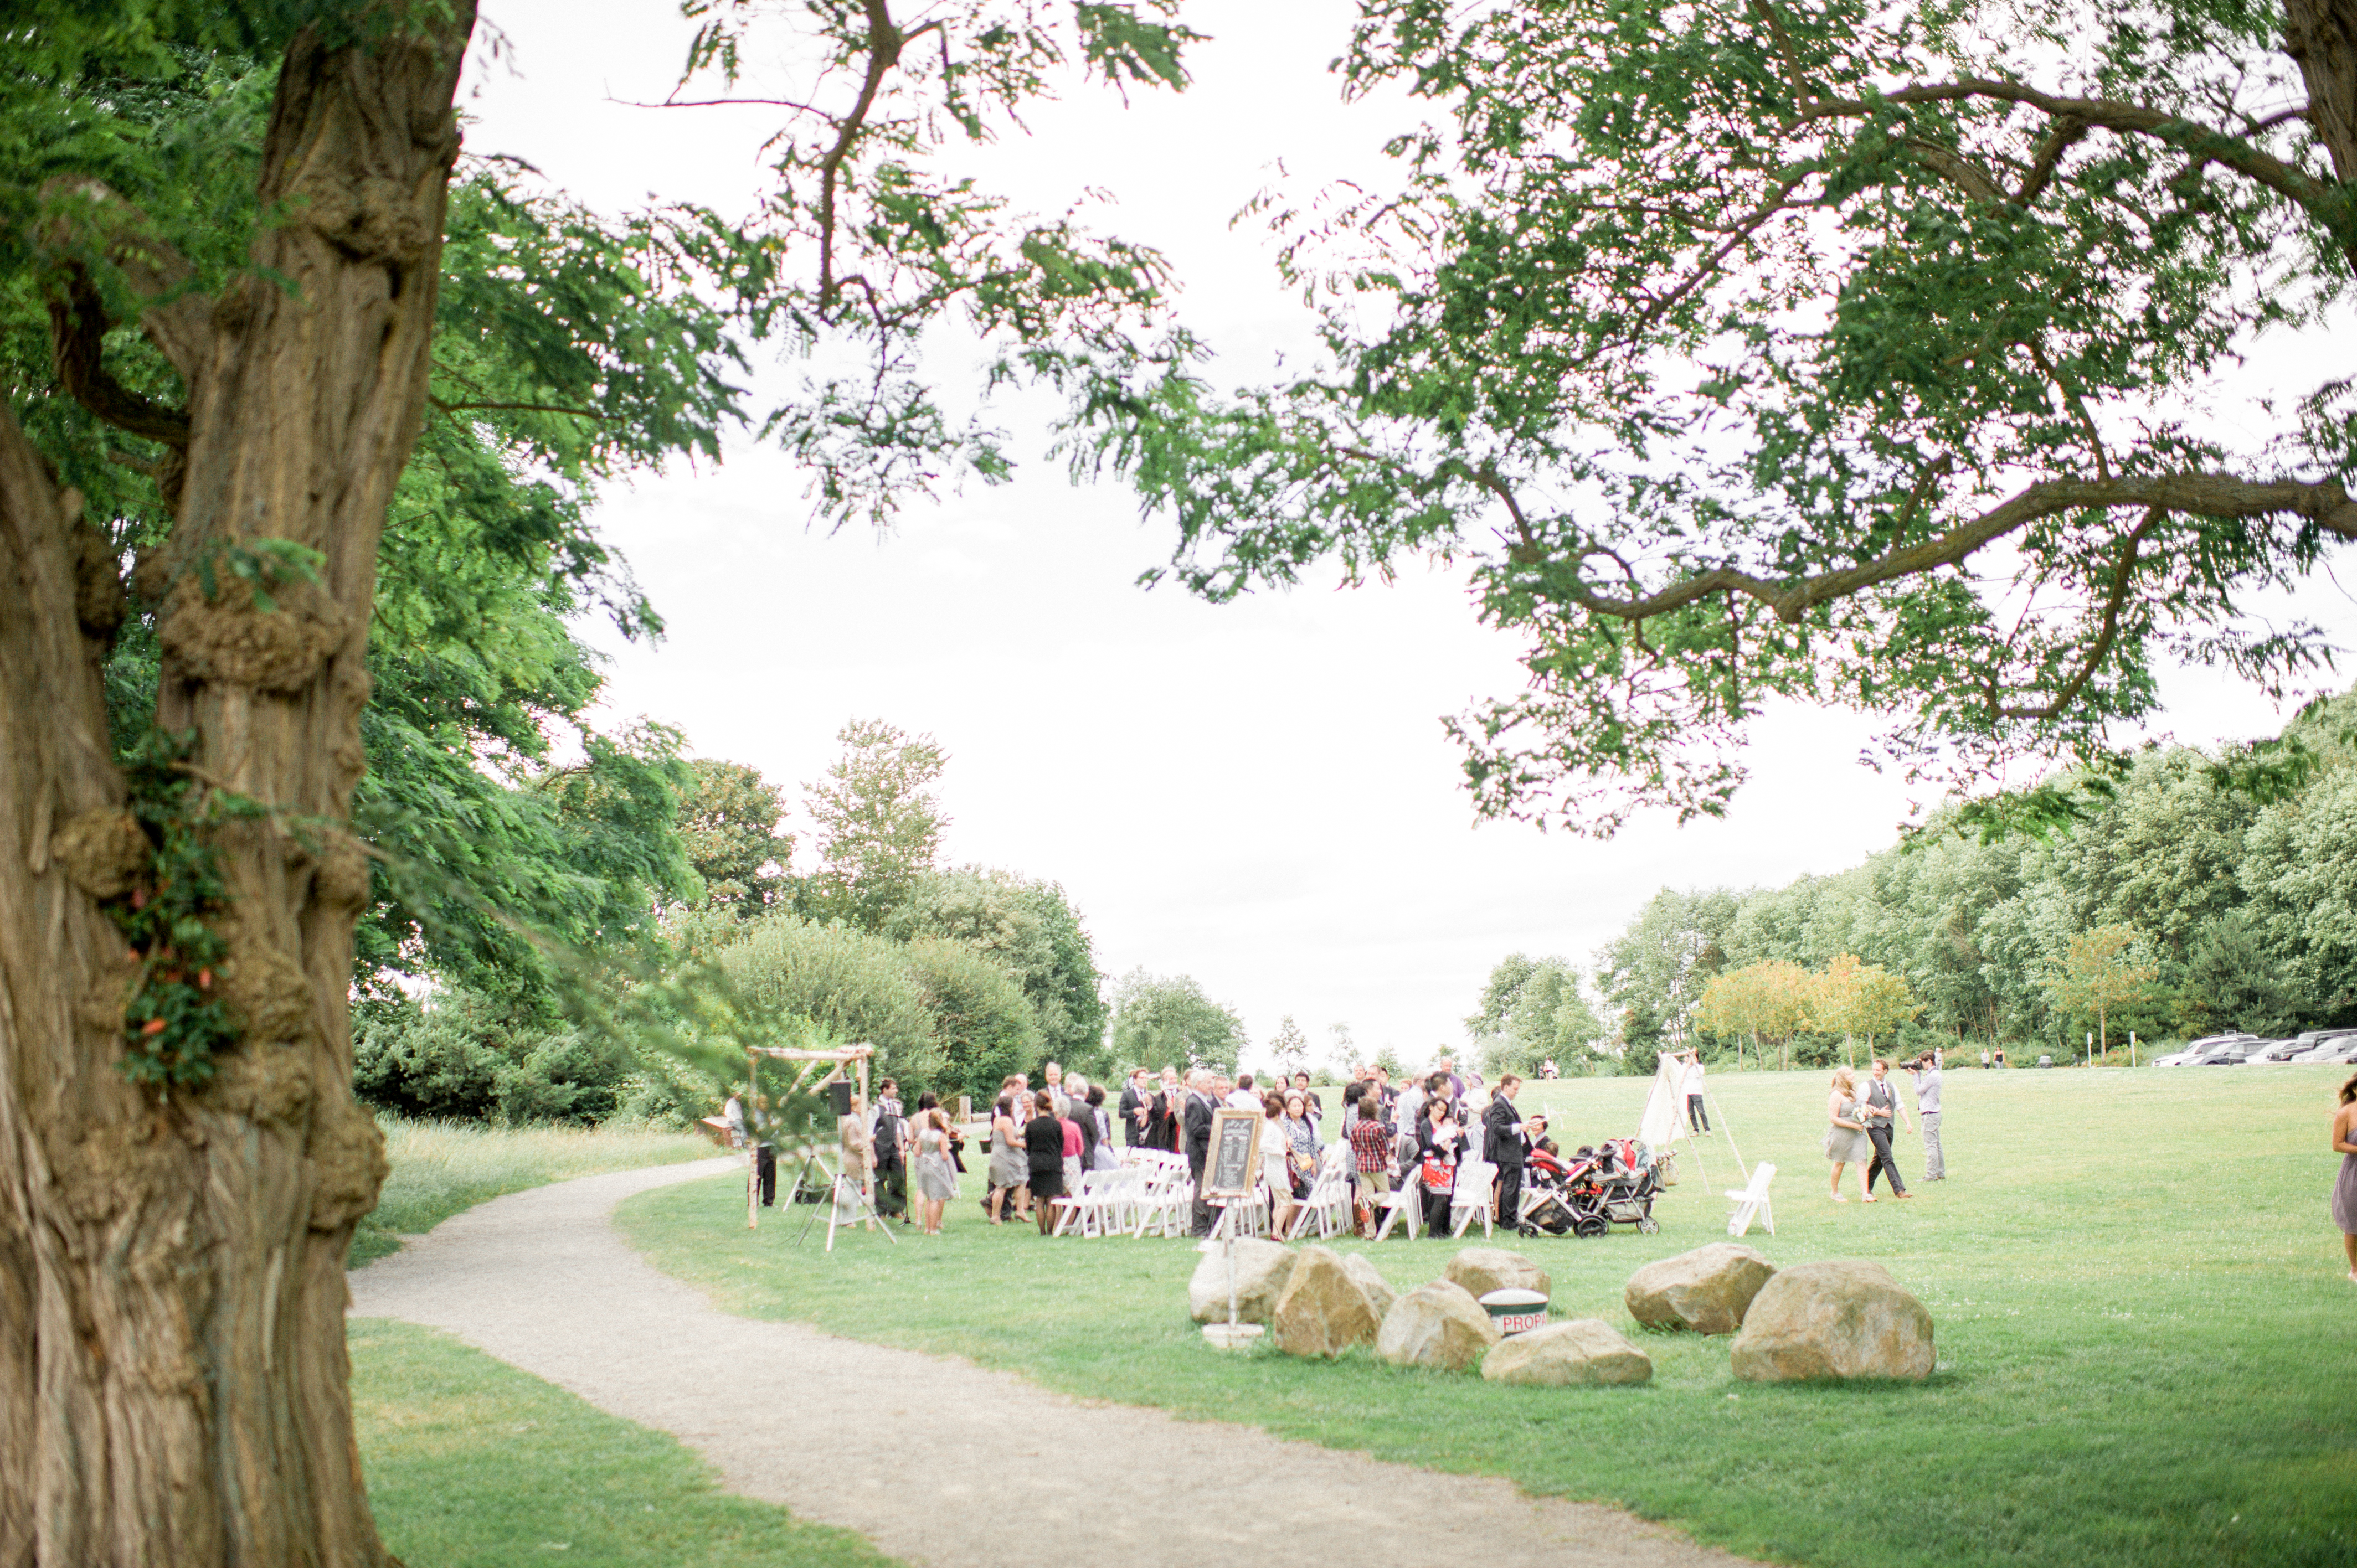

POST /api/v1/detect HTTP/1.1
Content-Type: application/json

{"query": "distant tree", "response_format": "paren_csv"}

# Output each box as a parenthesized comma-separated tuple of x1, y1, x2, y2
(803, 719, 950, 929)
(1109, 969, 1248, 1073)
(1268, 1015, 1310, 1078)
(1468, 952, 1607, 1074)
(1697, 959, 1815, 1071)
(902, 937, 1042, 1102)
(883, 866, 1109, 1074)
(712, 914, 944, 1084)
(2181, 909, 2307, 1039)
(1810, 955, 1923, 1066)
(677, 759, 793, 910)
(2041, 925, 2161, 1057)
(1325, 1020, 1357, 1077)
(1596, 888, 1741, 1061)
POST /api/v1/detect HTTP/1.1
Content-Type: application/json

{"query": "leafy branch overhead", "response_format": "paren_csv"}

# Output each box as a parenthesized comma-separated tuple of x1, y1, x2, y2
(1083, 0, 2357, 834)
(665, 0, 1205, 523)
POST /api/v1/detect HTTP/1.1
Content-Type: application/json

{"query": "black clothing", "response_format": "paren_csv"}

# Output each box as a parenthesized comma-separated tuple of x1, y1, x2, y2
(1495, 1163, 1522, 1231)
(1119, 1082, 1147, 1146)
(1183, 1090, 1215, 1235)
(1144, 1090, 1179, 1152)
(1072, 1108, 1098, 1170)
(755, 1143, 776, 1206)
(1482, 1096, 1526, 1167)
(1687, 1094, 1710, 1133)
(1024, 1115, 1065, 1175)
(1866, 1124, 1909, 1194)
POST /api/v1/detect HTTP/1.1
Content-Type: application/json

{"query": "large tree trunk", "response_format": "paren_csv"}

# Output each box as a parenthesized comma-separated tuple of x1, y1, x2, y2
(2286, 0, 2357, 184)
(0, 10, 472, 1565)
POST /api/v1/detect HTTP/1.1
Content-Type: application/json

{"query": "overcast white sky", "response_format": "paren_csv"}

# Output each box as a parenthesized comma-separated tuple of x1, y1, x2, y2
(457, 0, 2354, 1068)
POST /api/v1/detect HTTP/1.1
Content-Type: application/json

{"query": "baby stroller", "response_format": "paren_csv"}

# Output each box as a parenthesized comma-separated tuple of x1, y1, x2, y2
(1550, 1138, 1663, 1237)
(1515, 1146, 1582, 1237)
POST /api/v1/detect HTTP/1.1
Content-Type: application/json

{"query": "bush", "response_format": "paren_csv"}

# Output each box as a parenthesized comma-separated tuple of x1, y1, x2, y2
(712, 914, 944, 1084)
(902, 937, 1040, 1101)
(353, 993, 637, 1125)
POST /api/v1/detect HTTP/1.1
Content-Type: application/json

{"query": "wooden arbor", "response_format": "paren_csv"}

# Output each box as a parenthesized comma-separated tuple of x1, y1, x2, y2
(744, 1043, 874, 1229)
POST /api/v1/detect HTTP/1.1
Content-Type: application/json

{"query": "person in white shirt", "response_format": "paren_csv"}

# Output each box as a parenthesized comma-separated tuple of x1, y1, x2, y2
(1225, 1072, 1263, 1111)
(1909, 1053, 1945, 1180)
(1680, 1050, 1710, 1133)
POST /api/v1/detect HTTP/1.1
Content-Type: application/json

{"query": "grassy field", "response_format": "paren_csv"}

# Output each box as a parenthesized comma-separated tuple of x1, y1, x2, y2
(617, 1065, 2357, 1568)
(349, 1318, 892, 1567)
(353, 1117, 716, 1266)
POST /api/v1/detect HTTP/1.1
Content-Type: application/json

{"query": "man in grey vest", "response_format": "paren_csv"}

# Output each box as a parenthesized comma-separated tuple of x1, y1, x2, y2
(1909, 1053, 1945, 1180)
(1859, 1058, 1915, 1199)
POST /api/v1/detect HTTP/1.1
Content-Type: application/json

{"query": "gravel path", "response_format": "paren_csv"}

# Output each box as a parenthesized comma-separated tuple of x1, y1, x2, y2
(348, 1159, 1767, 1568)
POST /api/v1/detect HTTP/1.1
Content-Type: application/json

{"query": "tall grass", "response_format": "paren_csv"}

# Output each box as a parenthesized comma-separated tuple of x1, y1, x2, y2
(353, 1117, 716, 1266)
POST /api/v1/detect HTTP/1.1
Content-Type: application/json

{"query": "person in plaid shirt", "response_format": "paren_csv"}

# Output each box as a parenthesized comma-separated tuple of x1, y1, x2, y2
(1350, 1090, 1395, 1209)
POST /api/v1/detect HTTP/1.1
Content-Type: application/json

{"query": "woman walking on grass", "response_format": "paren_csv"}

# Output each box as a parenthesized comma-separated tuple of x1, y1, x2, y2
(914, 1106, 958, 1236)
(1825, 1067, 1873, 1203)
(1025, 1091, 1066, 1236)
(2332, 1074, 2357, 1280)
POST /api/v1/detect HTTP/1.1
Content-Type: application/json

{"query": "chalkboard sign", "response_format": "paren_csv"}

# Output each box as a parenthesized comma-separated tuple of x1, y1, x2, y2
(1201, 1110, 1264, 1201)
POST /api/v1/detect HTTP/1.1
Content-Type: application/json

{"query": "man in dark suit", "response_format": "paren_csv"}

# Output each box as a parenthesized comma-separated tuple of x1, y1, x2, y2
(1183, 1069, 1216, 1236)
(1119, 1067, 1150, 1147)
(1483, 1073, 1529, 1230)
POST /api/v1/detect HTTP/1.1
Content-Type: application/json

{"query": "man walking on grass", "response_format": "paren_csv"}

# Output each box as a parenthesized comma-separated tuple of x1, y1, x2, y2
(1185, 1070, 1217, 1236)
(1860, 1058, 1915, 1200)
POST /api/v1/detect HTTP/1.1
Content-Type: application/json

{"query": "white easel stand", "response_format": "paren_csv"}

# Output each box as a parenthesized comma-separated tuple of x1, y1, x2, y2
(1198, 1200, 1263, 1350)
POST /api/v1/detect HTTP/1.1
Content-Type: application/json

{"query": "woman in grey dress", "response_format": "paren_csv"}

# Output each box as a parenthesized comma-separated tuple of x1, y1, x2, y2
(2332, 1074, 2357, 1281)
(914, 1107, 959, 1235)
(987, 1094, 1028, 1225)
(1824, 1067, 1872, 1203)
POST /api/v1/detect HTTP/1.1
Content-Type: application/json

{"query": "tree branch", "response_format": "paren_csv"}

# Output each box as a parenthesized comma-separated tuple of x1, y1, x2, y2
(1987, 507, 2166, 719)
(1541, 474, 2357, 626)
(44, 269, 192, 448)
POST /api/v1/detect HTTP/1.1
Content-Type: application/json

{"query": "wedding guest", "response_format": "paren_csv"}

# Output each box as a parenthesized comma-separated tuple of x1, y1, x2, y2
(1860, 1057, 1916, 1200)
(986, 1094, 1028, 1225)
(913, 1106, 958, 1235)
(1824, 1068, 1871, 1203)
(2332, 1073, 2357, 1281)
(1120, 1067, 1151, 1147)
(1025, 1091, 1066, 1236)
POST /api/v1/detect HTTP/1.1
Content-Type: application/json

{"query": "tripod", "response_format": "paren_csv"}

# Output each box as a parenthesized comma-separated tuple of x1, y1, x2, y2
(789, 1156, 899, 1253)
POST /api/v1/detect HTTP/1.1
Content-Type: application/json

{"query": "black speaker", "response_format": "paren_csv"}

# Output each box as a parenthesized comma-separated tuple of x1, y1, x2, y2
(827, 1081, 853, 1117)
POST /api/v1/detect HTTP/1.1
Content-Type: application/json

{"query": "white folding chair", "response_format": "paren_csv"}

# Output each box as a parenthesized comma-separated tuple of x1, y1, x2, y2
(1049, 1170, 1106, 1236)
(1283, 1144, 1354, 1240)
(1726, 1162, 1776, 1237)
(1371, 1176, 1424, 1242)
(1449, 1159, 1496, 1239)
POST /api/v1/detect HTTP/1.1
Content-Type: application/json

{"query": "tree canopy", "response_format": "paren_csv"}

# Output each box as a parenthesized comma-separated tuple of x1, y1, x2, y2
(1089, 0, 2357, 834)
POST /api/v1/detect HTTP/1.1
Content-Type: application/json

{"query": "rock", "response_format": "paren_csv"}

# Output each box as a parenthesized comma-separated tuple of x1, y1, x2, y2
(1624, 1243, 1778, 1335)
(1342, 1253, 1397, 1318)
(1188, 1238, 1298, 1325)
(1730, 1260, 1936, 1383)
(1444, 1247, 1550, 1299)
(1375, 1280, 1500, 1371)
(1272, 1246, 1384, 1358)
(1481, 1318, 1654, 1386)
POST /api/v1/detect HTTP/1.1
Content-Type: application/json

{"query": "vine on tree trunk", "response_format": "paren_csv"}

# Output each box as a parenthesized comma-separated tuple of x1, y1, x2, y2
(107, 731, 241, 1087)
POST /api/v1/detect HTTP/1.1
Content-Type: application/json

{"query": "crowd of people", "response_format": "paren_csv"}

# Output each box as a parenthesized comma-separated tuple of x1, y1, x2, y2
(970, 1056, 1541, 1240)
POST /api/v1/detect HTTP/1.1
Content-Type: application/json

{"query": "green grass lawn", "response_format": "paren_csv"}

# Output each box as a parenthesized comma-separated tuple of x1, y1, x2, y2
(349, 1318, 893, 1567)
(352, 1116, 716, 1266)
(617, 1065, 2357, 1568)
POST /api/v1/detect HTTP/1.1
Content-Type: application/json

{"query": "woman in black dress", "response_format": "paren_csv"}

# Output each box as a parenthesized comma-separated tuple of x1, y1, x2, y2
(1025, 1090, 1066, 1236)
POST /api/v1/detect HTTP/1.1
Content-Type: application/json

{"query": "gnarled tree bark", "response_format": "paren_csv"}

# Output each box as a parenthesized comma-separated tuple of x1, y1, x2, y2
(0, 8, 473, 1564)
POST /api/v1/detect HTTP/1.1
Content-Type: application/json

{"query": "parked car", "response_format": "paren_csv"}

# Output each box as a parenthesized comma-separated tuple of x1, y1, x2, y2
(2198, 1039, 2274, 1064)
(2289, 1032, 2357, 1064)
(2235, 1039, 2310, 1064)
(2154, 1033, 2258, 1066)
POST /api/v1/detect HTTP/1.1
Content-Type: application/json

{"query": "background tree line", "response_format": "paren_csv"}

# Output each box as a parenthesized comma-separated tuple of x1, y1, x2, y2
(1474, 694, 2357, 1075)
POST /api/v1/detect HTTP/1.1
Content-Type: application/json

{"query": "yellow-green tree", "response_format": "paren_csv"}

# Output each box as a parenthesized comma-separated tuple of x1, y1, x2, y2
(1696, 960, 1814, 1071)
(2041, 925, 2161, 1058)
(1809, 955, 1923, 1067)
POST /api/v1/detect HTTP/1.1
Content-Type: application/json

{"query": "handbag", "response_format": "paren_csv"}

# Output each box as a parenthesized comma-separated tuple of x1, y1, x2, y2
(1421, 1153, 1453, 1192)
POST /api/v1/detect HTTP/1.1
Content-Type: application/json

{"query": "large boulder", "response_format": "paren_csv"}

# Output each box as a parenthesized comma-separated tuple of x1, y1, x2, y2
(1272, 1246, 1384, 1358)
(1375, 1280, 1500, 1371)
(1342, 1253, 1397, 1318)
(1444, 1247, 1550, 1299)
(1625, 1243, 1778, 1335)
(1482, 1319, 1654, 1386)
(1730, 1260, 1936, 1383)
(1188, 1238, 1298, 1325)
